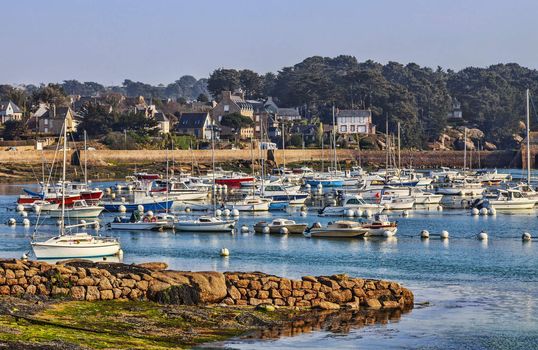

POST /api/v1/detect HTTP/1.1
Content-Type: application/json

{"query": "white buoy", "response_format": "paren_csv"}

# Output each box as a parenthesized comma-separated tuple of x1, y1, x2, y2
(116, 185, 123, 191)
(127, 185, 134, 191)
(383, 230, 394, 237)
(7, 218, 16, 226)
(185, 207, 191, 213)
(222, 184, 228, 192)
(402, 210, 409, 217)
(280, 227, 289, 234)
(300, 211, 307, 217)
(120, 197, 126, 203)
(220, 248, 230, 257)
(471, 208, 479, 216)
(440, 230, 449, 239)
(137, 205, 144, 212)
(383, 203, 390, 210)
(232, 209, 240, 217)
(316, 183, 323, 190)
(56, 219, 62, 226)
(21, 252, 28, 260)
(22, 218, 30, 227)
(305, 184, 311, 191)
(477, 231, 488, 240)
(522, 232, 532, 241)
(240, 225, 249, 233)
(437, 205, 443, 211)
(118, 205, 127, 213)
(262, 226, 270, 234)
(354, 209, 363, 217)
(111, 193, 116, 200)
(364, 209, 372, 217)
(223, 208, 231, 217)
(16, 204, 24, 212)
(80, 220, 87, 227)
(117, 249, 124, 260)
(105, 187, 112, 195)
(479, 208, 488, 216)
(20, 211, 28, 218)
(345, 209, 354, 217)
(146, 210, 154, 217)
(488, 208, 496, 216)
(215, 209, 222, 217)
(420, 230, 430, 238)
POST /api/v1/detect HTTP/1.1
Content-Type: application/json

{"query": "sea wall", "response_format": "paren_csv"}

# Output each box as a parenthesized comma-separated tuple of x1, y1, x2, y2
(0, 149, 515, 168)
(0, 259, 413, 311)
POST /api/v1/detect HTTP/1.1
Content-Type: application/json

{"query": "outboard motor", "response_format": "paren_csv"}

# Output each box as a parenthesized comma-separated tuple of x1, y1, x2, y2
(471, 198, 486, 209)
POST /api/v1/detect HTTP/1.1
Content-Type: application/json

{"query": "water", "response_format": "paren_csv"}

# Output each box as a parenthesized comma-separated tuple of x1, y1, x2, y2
(0, 183, 537, 349)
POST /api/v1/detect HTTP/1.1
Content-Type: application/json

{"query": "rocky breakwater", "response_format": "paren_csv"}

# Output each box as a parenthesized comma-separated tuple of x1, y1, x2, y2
(0, 259, 413, 311)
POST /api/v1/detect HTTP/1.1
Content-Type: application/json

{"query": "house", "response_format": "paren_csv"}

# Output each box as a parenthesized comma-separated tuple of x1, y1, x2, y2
(37, 106, 78, 134)
(447, 97, 463, 119)
(0, 101, 23, 124)
(176, 112, 217, 140)
(290, 124, 318, 144)
(211, 90, 253, 120)
(154, 112, 170, 134)
(219, 125, 253, 141)
(336, 109, 375, 134)
(276, 107, 302, 121)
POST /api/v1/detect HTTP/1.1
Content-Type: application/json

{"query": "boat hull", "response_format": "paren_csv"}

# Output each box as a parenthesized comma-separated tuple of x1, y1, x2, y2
(254, 224, 307, 234)
(104, 200, 174, 212)
(31, 242, 120, 259)
(108, 222, 167, 230)
(175, 221, 236, 232)
(307, 229, 367, 238)
(48, 207, 104, 218)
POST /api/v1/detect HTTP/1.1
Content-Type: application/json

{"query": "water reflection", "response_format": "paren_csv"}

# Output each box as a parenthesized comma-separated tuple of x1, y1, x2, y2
(241, 307, 411, 342)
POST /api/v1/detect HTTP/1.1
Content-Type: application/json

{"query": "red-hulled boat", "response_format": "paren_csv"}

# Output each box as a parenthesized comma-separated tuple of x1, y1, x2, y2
(215, 175, 255, 188)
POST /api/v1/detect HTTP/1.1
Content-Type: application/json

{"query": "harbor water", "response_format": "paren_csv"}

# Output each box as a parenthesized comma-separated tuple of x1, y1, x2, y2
(0, 180, 537, 349)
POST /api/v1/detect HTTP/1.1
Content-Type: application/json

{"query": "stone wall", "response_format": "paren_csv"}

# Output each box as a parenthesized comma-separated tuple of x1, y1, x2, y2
(0, 259, 413, 311)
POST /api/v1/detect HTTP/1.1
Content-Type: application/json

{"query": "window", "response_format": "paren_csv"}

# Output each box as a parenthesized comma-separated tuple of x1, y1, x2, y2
(224, 104, 229, 112)
(44, 119, 48, 125)
(350, 125, 355, 132)
(340, 125, 347, 132)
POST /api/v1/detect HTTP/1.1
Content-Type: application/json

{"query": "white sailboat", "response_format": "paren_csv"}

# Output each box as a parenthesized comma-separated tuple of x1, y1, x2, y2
(31, 120, 121, 259)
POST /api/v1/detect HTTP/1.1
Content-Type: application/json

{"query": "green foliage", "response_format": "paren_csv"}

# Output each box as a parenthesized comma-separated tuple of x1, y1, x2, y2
(61, 80, 105, 96)
(197, 93, 209, 102)
(220, 112, 254, 129)
(2, 120, 27, 140)
(102, 131, 138, 149)
(77, 103, 113, 137)
(32, 83, 69, 106)
(289, 134, 303, 148)
(0, 85, 28, 110)
(207, 69, 241, 98)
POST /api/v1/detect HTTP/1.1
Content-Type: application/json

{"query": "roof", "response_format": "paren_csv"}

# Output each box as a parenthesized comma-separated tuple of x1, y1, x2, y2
(336, 109, 371, 118)
(177, 112, 210, 129)
(38, 106, 74, 120)
(277, 107, 301, 117)
(0, 101, 22, 114)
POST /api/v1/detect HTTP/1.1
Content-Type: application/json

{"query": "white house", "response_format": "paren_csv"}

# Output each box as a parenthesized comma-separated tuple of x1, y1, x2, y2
(336, 109, 375, 134)
(0, 101, 23, 124)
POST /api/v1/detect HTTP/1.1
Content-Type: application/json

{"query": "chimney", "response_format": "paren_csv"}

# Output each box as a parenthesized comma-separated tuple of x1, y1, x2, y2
(222, 91, 232, 100)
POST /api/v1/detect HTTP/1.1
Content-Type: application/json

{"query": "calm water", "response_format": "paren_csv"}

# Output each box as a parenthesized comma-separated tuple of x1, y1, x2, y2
(0, 180, 537, 349)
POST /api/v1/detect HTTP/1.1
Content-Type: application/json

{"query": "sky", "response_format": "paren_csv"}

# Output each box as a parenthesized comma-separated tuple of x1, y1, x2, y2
(2, 0, 537, 85)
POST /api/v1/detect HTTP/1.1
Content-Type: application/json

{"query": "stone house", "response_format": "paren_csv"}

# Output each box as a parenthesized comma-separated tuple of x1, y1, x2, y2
(277, 107, 302, 122)
(154, 112, 170, 134)
(0, 101, 23, 124)
(176, 112, 218, 140)
(336, 109, 375, 134)
(36, 106, 78, 134)
(211, 90, 253, 120)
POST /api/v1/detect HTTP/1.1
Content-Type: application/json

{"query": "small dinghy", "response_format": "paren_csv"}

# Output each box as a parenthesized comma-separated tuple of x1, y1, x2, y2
(107, 211, 168, 231)
(175, 216, 236, 232)
(361, 214, 398, 237)
(253, 219, 308, 234)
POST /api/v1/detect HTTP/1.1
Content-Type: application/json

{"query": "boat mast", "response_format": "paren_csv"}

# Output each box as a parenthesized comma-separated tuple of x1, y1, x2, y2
(84, 130, 88, 185)
(211, 123, 216, 212)
(463, 127, 467, 171)
(332, 105, 337, 174)
(397, 122, 401, 171)
(385, 114, 389, 176)
(165, 147, 169, 213)
(60, 118, 67, 235)
(527, 89, 531, 185)
(282, 119, 286, 170)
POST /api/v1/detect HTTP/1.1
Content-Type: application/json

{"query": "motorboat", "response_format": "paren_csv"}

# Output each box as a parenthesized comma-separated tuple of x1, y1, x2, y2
(32, 232, 121, 259)
(174, 216, 236, 232)
(30, 200, 59, 212)
(107, 217, 168, 230)
(150, 180, 208, 201)
(319, 194, 384, 216)
(47, 200, 104, 218)
(486, 189, 537, 210)
(379, 195, 415, 210)
(215, 172, 255, 188)
(305, 221, 368, 238)
(253, 219, 308, 234)
(361, 214, 398, 237)
(435, 178, 484, 196)
(103, 190, 174, 212)
(224, 197, 271, 211)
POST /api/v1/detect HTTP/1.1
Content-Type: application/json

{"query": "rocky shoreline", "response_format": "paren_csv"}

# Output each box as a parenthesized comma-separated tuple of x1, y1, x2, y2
(0, 258, 414, 349)
(0, 259, 413, 311)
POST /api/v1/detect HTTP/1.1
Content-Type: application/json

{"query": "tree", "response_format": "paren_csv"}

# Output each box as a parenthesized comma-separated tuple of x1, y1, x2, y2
(2, 120, 27, 140)
(77, 102, 113, 137)
(220, 112, 254, 129)
(197, 93, 209, 103)
(239, 69, 263, 99)
(32, 84, 69, 106)
(207, 69, 241, 98)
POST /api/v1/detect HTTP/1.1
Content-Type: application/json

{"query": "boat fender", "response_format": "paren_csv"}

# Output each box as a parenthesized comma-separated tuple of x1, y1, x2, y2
(151, 217, 157, 222)
(143, 217, 149, 222)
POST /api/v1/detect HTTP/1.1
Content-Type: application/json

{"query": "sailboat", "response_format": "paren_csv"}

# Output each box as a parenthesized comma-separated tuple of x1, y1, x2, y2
(31, 120, 121, 259)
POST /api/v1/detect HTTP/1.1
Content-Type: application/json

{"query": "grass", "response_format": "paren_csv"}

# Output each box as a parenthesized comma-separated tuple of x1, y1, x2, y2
(0, 300, 288, 349)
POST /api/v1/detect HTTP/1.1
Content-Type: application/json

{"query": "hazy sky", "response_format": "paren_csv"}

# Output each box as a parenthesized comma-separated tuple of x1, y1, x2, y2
(2, 0, 537, 85)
